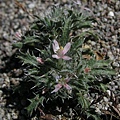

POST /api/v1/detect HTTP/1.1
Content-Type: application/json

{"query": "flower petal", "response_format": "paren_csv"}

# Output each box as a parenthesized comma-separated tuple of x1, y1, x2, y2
(64, 84, 72, 90)
(65, 77, 70, 82)
(63, 42, 71, 55)
(36, 57, 44, 64)
(51, 84, 62, 93)
(15, 32, 22, 40)
(52, 54, 60, 59)
(52, 40, 60, 53)
(62, 56, 72, 60)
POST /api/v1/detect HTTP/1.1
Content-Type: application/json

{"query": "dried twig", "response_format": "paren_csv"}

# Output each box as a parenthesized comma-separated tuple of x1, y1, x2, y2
(14, 0, 34, 18)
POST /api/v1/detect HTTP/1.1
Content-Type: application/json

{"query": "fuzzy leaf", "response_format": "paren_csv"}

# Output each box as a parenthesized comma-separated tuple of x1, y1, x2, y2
(27, 95, 45, 116)
(91, 68, 116, 75)
(93, 59, 112, 67)
(13, 42, 23, 48)
(77, 92, 90, 109)
(86, 112, 100, 120)
(23, 36, 40, 44)
(100, 83, 107, 92)
(18, 51, 38, 67)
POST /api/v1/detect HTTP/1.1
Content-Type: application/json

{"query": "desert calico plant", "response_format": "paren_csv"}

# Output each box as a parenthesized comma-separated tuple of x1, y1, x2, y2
(14, 7, 115, 119)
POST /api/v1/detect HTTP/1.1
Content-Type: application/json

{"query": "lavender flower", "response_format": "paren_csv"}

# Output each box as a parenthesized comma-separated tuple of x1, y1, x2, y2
(52, 40, 72, 60)
(51, 76, 72, 93)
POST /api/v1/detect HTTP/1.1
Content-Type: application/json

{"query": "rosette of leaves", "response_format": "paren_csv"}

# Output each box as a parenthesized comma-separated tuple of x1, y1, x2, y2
(14, 7, 115, 119)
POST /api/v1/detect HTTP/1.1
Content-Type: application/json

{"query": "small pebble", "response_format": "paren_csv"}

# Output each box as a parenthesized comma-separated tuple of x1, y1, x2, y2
(107, 51, 114, 60)
(103, 97, 109, 102)
(108, 11, 114, 17)
(7, 113, 11, 120)
(12, 111, 18, 119)
(0, 90, 3, 97)
(28, 3, 35, 9)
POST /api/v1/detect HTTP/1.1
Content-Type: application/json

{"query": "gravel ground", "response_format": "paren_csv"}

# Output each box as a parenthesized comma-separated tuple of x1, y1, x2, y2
(0, 0, 120, 120)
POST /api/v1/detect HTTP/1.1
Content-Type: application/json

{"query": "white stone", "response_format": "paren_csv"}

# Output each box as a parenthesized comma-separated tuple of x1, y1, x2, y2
(104, 106, 108, 110)
(97, 103, 103, 109)
(95, 107, 101, 114)
(107, 51, 114, 60)
(106, 90, 111, 96)
(7, 113, 11, 120)
(103, 97, 109, 102)
(0, 108, 5, 118)
(12, 112, 18, 119)
(117, 104, 120, 111)
(28, 3, 35, 9)
(91, 41, 96, 46)
(108, 11, 114, 17)
(0, 90, 3, 97)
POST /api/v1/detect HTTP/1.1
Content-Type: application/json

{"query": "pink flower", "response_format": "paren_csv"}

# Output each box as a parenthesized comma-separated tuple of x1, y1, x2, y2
(52, 40, 72, 60)
(51, 84, 62, 93)
(51, 77, 72, 93)
(36, 57, 44, 64)
(15, 31, 22, 40)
